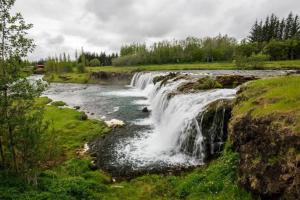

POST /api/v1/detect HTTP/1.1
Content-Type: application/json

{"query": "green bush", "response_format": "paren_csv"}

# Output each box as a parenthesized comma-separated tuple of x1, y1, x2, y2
(76, 63, 85, 73)
(235, 53, 269, 69)
(89, 58, 101, 67)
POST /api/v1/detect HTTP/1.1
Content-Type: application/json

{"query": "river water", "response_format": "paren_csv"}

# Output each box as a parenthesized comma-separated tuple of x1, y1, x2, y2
(34, 70, 291, 175)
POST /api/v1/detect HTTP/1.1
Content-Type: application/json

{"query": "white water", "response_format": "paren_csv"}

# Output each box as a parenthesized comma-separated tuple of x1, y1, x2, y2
(113, 72, 237, 168)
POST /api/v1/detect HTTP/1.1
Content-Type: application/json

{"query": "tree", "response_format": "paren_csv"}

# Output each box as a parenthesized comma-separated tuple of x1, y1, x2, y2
(89, 58, 100, 67)
(0, 0, 46, 182)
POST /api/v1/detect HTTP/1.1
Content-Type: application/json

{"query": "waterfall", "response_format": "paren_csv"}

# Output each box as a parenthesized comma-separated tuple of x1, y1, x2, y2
(116, 72, 236, 167)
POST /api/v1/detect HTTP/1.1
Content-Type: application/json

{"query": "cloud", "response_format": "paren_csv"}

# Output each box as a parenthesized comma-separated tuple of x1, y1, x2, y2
(12, 0, 300, 60)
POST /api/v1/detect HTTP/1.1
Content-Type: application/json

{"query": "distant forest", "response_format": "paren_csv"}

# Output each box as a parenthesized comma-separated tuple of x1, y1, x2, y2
(113, 12, 300, 66)
(38, 12, 300, 71)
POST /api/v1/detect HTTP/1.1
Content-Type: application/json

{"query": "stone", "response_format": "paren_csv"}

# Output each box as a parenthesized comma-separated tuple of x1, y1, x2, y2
(142, 107, 149, 113)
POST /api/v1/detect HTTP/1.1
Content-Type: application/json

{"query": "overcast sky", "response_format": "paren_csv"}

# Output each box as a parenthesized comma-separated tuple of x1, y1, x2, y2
(13, 0, 300, 60)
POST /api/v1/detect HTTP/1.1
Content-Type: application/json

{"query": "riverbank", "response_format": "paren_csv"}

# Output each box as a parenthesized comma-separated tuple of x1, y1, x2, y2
(42, 60, 300, 84)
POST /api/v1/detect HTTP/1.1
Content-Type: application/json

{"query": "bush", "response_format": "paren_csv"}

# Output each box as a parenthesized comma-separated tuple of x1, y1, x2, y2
(89, 58, 101, 67)
(235, 53, 269, 69)
(76, 63, 85, 73)
(78, 112, 88, 120)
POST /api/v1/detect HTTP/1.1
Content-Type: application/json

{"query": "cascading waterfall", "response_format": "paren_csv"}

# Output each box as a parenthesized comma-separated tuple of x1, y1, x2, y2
(115, 72, 237, 168)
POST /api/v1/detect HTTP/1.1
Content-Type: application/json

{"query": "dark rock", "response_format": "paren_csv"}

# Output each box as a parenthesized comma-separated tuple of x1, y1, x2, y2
(179, 99, 233, 162)
(90, 71, 133, 84)
(216, 75, 257, 88)
(142, 107, 149, 113)
(89, 160, 98, 171)
(74, 106, 80, 110)
(91, 113, 95, 115)
(153, 72, 179, 85)
(79, 112, 88, 121)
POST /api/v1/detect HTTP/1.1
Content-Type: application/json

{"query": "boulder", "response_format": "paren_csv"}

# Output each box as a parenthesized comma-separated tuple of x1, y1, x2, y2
(142, 107, 149, 113)
(74, 106, 80, 110)
(105, 119, 125, 128)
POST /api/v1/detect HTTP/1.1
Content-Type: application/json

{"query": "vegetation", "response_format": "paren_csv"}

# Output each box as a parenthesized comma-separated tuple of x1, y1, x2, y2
(113, 35, 237, 66)
(229, 75, 300, 199)
(231, 75, 300, 131)
(0, 0, 48, 184)
(78, 51, 118, 66)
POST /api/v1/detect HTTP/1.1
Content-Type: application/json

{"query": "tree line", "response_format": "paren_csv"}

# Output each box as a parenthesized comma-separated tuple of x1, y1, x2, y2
(113, 35, 237, 66)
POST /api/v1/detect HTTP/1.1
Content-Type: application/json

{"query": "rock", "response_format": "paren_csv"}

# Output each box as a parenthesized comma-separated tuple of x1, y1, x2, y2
(91, 113, 95, 115)
(79, 112, 88, 120)
(89, 160, 98, 171)
(51, 101, 67, 107)
(90, 71, 133, 84)
(216, 75, 257, 88)
(105, 119, 125, 128)
(74, 106, 80, 110)
(142, 107, 149, 113)
(179, 99, 233, 162)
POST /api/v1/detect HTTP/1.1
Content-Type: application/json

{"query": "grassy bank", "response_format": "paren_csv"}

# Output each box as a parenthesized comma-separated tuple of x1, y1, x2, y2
(43, 60, 300, 84)
(231, 75, 300, 131)
(229, 75, 300, 198)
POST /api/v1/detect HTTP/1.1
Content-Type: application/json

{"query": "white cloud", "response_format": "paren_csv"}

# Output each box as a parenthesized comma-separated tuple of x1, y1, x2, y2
(12, 0, 300, 60)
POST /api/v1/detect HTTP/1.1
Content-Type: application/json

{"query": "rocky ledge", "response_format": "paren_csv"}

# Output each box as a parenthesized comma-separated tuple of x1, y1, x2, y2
(90, 71, 133, 84)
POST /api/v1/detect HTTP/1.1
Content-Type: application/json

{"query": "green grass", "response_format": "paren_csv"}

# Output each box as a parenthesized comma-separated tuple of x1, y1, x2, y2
(0, 97, 251, 200)
(232, 75, 300, 132)
(43, 73, 90, 84)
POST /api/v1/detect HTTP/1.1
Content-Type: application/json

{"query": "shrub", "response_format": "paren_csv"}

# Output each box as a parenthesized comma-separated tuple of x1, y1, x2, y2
(76, 63, 85, 73)
(89, 58, 101, 67)
(79, 112, 88, 120)
(235, 53, 269, 69)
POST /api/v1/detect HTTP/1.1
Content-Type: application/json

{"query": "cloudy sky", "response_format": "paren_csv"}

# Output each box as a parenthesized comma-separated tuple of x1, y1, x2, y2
(13, 0, 300, 60)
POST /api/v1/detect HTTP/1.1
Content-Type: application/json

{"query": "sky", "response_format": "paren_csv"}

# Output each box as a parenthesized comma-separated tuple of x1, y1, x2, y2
(13, 0, 300, 61)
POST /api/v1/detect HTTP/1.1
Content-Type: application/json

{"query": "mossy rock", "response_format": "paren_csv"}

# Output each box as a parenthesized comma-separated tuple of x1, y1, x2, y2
(51, 101, 67, 107)
(78, 112, 88, 121)
(178, 77, 222, 93)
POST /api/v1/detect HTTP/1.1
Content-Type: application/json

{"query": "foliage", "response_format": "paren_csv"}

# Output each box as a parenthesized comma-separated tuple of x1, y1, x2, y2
(79, 52, 118, 66)
(248, 12, 300, 42)
(113, 35, 237, 66)
(89, 58, 101, 67)
(235, 53, 270, 69)
(44, 59, 74, 73)
(0, 0, 48, 183)
(76, 63, 85, 73)
(263, 39, 300, 60)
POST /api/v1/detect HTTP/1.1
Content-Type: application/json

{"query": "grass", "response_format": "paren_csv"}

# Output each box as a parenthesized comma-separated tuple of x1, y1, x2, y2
(232, 75, 300, 132)
(0, 97, 251, 200)
(42, 60, 300, 84)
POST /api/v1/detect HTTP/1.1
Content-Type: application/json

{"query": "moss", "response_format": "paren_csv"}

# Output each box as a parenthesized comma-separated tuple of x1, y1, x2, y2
(232, 75, 300, 132)
(51, 101, 67, 107)
(178, 77, 222, 93)
(153, 72, 179, 85)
